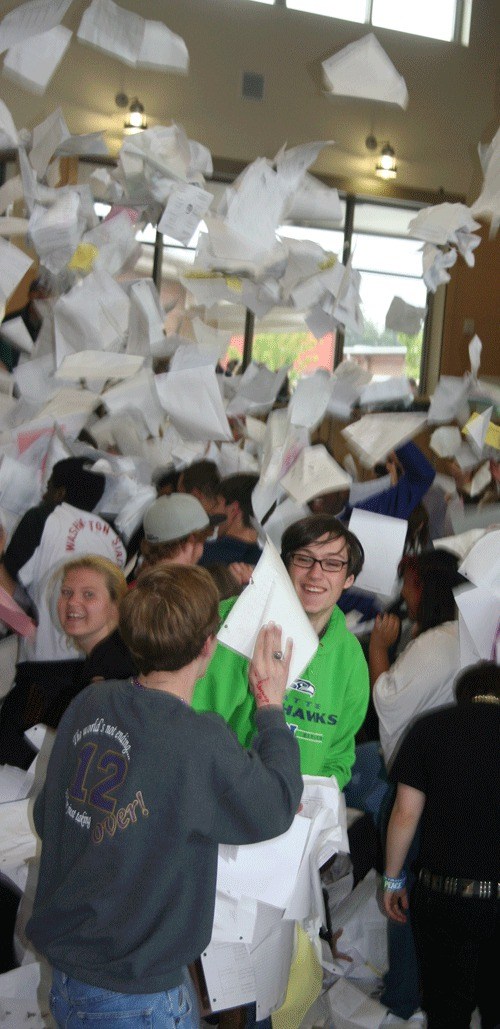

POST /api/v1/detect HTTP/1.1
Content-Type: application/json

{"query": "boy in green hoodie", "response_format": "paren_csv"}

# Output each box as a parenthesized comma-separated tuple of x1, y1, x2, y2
(193, 515, 369, 789)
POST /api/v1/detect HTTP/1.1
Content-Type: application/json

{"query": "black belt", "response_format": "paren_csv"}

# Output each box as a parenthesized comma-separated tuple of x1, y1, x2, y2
(418, 868, 500, 900)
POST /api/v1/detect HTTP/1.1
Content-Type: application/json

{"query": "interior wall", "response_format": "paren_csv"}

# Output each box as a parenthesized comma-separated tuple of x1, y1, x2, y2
(440, 222, 500, 379)
(1, 0, 499, 200)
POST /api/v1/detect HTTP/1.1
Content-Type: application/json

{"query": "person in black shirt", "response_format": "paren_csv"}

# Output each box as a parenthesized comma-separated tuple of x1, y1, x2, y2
(0, 557, 133, 769)
(0, 458, 106, 596)
(383, 662, 500, 1029)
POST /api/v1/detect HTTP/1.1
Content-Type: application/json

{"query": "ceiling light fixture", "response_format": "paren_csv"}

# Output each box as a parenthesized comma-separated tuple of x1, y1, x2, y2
(124, 98, 147, 133)
(375, 142, 397, 180)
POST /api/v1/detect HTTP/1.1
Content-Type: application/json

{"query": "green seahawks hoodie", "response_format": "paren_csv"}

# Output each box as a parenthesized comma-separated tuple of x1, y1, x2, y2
(193, 598, 369, 789)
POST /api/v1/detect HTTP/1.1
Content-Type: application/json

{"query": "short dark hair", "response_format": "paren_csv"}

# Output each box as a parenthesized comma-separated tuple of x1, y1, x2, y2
(139, 529, 210, 569)
(51, 457, 105, 511)
(155, 468, 180, 495)
(219, 474, 259, 527)
(455, 661, 500, 704)
(180, 461, 221, 499)
(398, 549, 465, 633)
(281, 514, 364, 579)
(119, 566, 219, 675)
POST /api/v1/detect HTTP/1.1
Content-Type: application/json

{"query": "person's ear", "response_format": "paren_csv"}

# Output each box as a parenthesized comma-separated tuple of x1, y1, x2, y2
(53, 485, 66, 504)
(342, 573, 355, 592)
(201, 635, 217, 658)
(225, 500, 239, 522)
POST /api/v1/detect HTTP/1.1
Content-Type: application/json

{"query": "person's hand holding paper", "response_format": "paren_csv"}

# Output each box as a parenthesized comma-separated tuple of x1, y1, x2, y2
(217, 538, 318, 689)
(248, 623, 293, 709)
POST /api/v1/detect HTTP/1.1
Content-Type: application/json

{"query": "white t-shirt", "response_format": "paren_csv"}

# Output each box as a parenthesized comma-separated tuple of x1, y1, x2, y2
(373, 621, 460, 768)
(19, 503, 126, 662)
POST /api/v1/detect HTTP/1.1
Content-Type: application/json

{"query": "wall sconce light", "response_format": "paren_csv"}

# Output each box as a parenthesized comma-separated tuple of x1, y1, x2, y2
(375, 142, 397, 180)
(124, 98, 147, 133)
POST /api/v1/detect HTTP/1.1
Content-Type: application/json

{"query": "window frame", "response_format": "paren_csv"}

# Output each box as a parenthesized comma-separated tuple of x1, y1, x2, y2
(272, 0, 470, 45)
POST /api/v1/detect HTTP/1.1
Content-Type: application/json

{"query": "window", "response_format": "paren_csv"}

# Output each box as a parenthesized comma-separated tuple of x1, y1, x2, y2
(371, 0, 458, 41)
(282, 0, 470, 44)
(345, 202, 427, 384)
(286, 0, 365, 21)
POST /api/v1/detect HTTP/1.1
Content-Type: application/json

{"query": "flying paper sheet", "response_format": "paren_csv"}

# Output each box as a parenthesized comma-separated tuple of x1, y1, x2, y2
(462, 407, 493, 457)
(280, 445, 352, 505)
(288, 173, 342, 224)
(77, 0, 144, 64)
(156, 365, 232, 442)
(78, 0, 188, 72)
(427, 375, 470, 425)
(126, 278, 166, 358)
(0, 454, 41, 520)
(0, 238, 34, 318)
(82, 209, 141, 277)
(30, 107, 70, 177)
(288, 371, 333, 430)
(0, 317, 34, 355)
(56, 131, 109, 158)
(28, 192, 84, 274)
(226, 363, 289, 418)
(3, 24, 72, 95)
(455, 585, 500, 669)
(217, 537, 318, 688)
(408, 203, 480, 246)
(429, 426, 462, 459)
(55, 351, 144, 383)
(322, 33, 408, 108)
(54, 270, 130, 365)
(348, 508, 408, 598)
(471, 126, 500, 233)
(193, 317, 232, 359)
(0, 174, 23, 215)
(385, 296, 426, 336)
(274, 140, 334, 190)
(263, 497, 310, 551)
(422, 243, 457, 292)
(358, 377, 413, 408)
(103, 369, 165, 438)
(158, 183, 212, 245)
(136, 18, 189, 72)
(468, 333, 482, 380)
(0, 99, 19, 150)
(327, 360, 371, 420)
(0, 215, 30, 236)
(341, 413, 427, 468)
(0, 0, 72, 54)
(459, 529, 500, 590)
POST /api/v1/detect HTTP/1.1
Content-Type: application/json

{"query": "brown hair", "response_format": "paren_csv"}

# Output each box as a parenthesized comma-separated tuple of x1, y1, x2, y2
(119, 565, 219, 674)
(139, 529, 210, 569)
(281, 514, 364, 579)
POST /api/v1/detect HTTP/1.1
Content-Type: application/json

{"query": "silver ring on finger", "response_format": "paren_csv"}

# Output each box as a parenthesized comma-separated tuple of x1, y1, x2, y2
(273, 650, 283, 661)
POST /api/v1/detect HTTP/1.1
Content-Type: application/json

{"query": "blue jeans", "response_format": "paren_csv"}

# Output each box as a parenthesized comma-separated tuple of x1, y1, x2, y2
(50, 968, 199, 1028)
(343, 741, 390, 829)
(379, 796, 421, 1020)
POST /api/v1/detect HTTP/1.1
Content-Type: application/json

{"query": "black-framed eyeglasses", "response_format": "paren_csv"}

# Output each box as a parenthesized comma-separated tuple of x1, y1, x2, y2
(290, 553, 349, 574)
